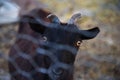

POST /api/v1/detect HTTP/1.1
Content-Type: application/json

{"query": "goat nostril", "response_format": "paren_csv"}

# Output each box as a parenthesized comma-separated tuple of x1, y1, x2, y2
(43, 36, 47, 41)
(52, 68, 64, 75)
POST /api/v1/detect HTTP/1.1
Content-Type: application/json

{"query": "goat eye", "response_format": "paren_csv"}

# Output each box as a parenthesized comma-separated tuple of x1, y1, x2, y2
(43, 36, 47, 41)
(76, 41, 82, 47)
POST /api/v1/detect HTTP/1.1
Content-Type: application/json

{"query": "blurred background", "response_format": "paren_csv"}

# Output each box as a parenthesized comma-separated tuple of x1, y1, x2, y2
(0, 0, 120, 80)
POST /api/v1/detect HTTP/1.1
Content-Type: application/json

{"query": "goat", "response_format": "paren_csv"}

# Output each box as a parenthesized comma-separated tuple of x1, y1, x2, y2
(8, 8, 100, 80)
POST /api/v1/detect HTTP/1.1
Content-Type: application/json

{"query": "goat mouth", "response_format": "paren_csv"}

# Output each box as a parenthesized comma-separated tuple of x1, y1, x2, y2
(52, 68, 64, 75)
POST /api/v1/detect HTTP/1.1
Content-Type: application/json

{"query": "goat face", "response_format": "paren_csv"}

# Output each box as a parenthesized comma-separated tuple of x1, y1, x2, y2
(23, 9, 100, 80)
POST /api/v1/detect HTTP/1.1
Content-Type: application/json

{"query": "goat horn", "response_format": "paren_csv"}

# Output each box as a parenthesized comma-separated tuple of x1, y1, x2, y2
(47, 14, 60, 24)
(68, 13, 81, 24)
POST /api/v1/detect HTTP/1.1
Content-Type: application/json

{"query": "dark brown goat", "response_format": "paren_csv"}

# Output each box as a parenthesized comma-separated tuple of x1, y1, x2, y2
(8, 8, 100, 80)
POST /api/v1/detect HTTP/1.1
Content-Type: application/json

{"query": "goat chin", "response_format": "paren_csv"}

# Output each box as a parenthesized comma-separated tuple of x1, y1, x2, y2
(0, 0, 20, 25)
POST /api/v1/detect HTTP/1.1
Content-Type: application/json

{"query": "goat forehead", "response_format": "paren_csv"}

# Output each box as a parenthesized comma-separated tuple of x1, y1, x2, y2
(45, 25, 79, 37)
(45, 29, 78, 41)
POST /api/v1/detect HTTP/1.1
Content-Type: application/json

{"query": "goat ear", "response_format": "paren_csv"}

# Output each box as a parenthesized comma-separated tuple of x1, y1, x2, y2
(22, 15, 47, 34)
(79, 27, 100, 40)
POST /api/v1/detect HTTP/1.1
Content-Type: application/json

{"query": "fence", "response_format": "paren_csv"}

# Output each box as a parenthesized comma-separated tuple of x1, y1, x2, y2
(0, 0, 120, 80)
